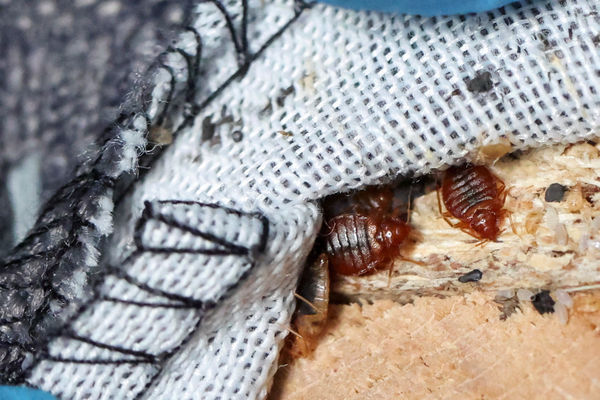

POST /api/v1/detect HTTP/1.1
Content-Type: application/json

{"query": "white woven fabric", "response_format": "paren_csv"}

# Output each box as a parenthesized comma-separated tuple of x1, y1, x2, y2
(28, 0, 600, 398)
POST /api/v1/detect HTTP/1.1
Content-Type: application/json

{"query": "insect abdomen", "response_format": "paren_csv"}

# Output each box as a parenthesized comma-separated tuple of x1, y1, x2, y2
(325, 214, 377, 275)
(290, 255, 330, 358)
(443, 166, 497, 219)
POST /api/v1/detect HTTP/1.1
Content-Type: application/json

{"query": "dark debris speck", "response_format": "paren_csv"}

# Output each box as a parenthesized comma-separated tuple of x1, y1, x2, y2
(532, 290, 555, 314)
(545, 183, 568, 202)
(275, 86, 295, 107)
(231, 130, 243, 142)
(466, 71, 493, 93)
(458, 269, 483, 283)
(201, 117, 216, 141)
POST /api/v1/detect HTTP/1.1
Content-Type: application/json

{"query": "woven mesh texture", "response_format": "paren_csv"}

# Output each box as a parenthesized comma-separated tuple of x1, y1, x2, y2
(17, 0, 600, 398)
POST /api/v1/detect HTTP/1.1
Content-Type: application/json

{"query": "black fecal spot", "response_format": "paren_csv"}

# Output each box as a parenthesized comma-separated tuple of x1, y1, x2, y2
(231, 131, 243, 142)
(593, 34, 600, 47)
(458, 269, 483, 283)
(545, 183, 568, 202)
(466, 71, 493, 93)
(276, 86, 295, 107)
(532, 290, 555, 314)
(201, 117, 215, 141)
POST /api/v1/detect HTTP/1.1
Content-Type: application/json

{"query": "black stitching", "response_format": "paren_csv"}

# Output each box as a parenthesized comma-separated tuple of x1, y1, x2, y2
(106, 265, 209, 308)
(41, 356, 153, 366)
(184, 26, 203, 80)
(63, 331, 158, 362)
(139, 202, 252, 255)
(101, 296, 191, 309)
(201, 0, 250, 66)
(154, 63, 177, 127)
(143, 247, 249, 256)
(1, 0, 302, 387)
(9, 196, 269, 395)
(173, 47, 197, 103)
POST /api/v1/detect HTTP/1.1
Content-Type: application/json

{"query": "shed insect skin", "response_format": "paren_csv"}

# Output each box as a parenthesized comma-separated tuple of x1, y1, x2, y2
(324, 187, 412, 276)
(438, 165, 507, 241)
(289, 254, 330, 358)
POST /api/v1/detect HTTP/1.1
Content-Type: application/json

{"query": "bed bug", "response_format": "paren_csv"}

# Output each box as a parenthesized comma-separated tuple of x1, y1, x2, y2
(438, 164, 507, 241)
(324, 187, 413, 276)
(289, 254, 330, 358)
(288, 187, 412, 357)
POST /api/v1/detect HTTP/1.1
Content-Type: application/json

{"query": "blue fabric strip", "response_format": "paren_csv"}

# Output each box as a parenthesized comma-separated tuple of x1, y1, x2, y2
(316, 0, 520, 16)
(0, 387, 56, 400)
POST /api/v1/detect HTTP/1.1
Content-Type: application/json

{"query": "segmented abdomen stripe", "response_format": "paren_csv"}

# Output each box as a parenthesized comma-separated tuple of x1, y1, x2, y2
(327, 215, 374, 271)
(446, 170, 496, 217)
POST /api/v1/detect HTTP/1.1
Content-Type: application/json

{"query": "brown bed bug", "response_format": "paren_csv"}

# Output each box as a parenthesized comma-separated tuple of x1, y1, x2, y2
(438, 164, 507, 241)
(288, 187, 415, 358)
(324, 187, 412, 276)
(289, 254, 330, 358)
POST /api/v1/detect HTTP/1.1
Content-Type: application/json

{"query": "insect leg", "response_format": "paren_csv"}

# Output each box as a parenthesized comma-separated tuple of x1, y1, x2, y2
(293, 292, 319, 314)
(436, 184, 459, 227)
(497, 178, 506, 197)
(474, 238, 490, 247)
(457, 223, 485, 241)
(286, 326, 303, 339)
(396, 255, 426, 266)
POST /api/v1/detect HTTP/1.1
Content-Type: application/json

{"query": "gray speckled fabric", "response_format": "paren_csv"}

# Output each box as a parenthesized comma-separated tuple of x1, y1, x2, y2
(0, 0, 196, 383)
(0, 0, 194, 254)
